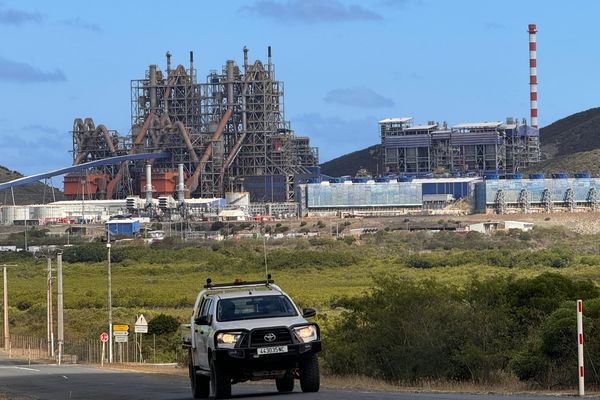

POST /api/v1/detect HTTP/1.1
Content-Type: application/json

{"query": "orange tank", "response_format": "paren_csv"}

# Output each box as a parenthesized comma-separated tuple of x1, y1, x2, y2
(64, 173, 109, 199)
(139, 171, 179, 197)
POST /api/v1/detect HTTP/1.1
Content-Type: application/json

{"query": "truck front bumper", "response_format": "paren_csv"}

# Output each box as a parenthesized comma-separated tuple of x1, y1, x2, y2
(213, 340, 321, 371)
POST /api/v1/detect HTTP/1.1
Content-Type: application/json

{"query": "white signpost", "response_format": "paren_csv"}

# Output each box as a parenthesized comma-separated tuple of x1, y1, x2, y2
(134, 314, 148, 333)
(134, 314, 148, 362)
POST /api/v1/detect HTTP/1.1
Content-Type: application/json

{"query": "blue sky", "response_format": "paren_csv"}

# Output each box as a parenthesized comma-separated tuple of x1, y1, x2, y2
(0, 0, 599, 177)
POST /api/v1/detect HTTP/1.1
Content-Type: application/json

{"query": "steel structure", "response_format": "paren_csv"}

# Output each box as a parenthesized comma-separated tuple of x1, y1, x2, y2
(380, 118, 540, 175)
(67, 48, 318, 201)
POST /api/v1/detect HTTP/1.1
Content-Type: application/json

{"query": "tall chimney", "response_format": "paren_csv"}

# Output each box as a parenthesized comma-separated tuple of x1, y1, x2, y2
(149, 64, 157, 111)
(268, 46, 272, 73)
(243, 46, 248, 72)
(145, 164, 153, 205)
(528, 24, 538, 128)
(166, 51, 171, 74)
(177, 163, 185, 203)
(189, 51, 194, 78)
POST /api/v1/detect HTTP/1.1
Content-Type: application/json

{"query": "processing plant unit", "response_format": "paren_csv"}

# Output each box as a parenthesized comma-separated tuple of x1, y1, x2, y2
(66, 47, 319, 202)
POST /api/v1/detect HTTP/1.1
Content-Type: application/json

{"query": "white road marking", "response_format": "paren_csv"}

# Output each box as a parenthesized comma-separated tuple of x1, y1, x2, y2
(16, 367, 40, 372)
(62, 375, 69, 379)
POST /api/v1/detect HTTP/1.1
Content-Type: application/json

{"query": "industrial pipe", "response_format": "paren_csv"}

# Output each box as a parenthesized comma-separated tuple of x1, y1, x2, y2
(186, 107, 233, 193)
(243, 46, 248, 72)
(177, 163, 185, 203)
(149, 64, 158, 112)
(268, 46, 272, 73)
(106, 111, 156, 198)
(166, 51, 171, 74)
(145, 164, 153, 205)
(226, 60, 235, 110)
(97, 125, 118, 155)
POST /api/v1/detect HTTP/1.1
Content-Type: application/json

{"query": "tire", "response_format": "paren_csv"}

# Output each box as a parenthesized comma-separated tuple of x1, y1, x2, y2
(189, 360, 209, 399)
(275, 373, 295, 392)
(210, 358, 231, 399)
(299, 354, 320, 393)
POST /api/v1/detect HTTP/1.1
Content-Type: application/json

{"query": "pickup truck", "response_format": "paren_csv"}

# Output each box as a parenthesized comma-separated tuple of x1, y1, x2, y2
(181, 277, 321, 399)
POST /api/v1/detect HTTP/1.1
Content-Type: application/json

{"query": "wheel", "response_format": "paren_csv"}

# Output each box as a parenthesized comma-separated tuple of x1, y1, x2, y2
(275, 372, 294, 392)
(210, 358, 231, 399)
(299, 354, 320, 393)
(189, 359, 209, 399)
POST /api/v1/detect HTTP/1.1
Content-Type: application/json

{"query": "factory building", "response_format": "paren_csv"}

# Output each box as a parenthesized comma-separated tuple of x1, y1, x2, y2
(380, 118, 540, 175)
(475, 173, 600, 213)
(64, 47, 318, 203)
(296, 177, 478, 216)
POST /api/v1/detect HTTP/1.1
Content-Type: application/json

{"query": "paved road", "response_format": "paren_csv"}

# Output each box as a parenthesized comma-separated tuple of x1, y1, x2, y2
(0, 357, 594, 400)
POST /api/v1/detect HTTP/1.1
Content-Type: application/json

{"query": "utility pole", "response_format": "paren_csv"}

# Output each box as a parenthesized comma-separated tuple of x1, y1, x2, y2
(56, 253, 64, 365)
(47, 258, 54, 357)
(2, 264, 16, 352)
(107, 230, 113, 363)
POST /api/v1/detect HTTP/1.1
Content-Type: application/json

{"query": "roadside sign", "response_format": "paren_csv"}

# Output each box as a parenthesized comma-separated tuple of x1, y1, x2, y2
(113, 324, 129, 332)
(114, 335, 128, 343)
(113, 331, 129, 336)
(134, 314, 148, 334)
(100, 332, 109, 343)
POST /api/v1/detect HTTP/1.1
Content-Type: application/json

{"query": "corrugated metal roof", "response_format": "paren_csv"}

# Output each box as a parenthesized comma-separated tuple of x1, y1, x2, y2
(379, 117, 412, 124)
(452, 122, 502, 129)
(405, 124, 437, 130)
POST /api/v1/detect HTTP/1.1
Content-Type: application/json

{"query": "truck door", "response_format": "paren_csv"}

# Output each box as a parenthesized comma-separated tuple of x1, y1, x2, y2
(197, 298, 213, 369)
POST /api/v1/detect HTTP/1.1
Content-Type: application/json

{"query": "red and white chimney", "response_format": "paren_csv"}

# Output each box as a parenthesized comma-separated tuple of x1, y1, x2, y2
(528, 24, 538, 128)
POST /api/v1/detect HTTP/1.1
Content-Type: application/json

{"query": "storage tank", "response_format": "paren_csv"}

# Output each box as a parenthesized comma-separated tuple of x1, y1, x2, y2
(575, 172, 592, 179)
(31, 205, 65, 221)
(528, 173, 545, 179)
(506, 173, 523, 180)
(551, 172, 569, 179)
(2, 206, 30, 224)
(225, 192, 250, 208)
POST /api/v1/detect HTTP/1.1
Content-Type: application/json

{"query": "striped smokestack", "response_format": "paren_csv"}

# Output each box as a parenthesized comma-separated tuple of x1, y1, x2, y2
(528, 24, 538, 128)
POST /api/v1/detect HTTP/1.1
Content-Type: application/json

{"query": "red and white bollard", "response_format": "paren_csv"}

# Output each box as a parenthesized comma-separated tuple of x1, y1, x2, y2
(577, 299, 584, 396)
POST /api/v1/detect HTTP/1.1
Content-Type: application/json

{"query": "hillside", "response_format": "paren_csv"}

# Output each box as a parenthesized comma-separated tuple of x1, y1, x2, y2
(320, 144, 381, 177)
(524, 148, 600, 176)
(540, 107, 600, 158)
(321, 107, 600, 177)
(0, 165, 64, 205)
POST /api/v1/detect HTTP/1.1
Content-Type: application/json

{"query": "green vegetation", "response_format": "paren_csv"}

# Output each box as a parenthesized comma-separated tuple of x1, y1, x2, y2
(3, 226, 600, 386)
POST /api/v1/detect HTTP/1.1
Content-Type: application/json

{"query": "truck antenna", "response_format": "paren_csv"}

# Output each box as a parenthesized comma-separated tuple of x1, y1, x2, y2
(263, 235, 268, 281)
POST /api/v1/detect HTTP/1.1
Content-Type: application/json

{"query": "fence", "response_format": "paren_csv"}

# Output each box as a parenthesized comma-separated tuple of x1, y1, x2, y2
(0, 334, 183, 365)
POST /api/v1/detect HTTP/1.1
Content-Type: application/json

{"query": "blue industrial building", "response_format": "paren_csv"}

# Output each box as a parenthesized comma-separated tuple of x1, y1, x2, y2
(106, 219, 141, 236)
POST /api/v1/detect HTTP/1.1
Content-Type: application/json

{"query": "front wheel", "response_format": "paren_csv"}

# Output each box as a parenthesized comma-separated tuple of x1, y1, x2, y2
(275, 372, 294, 392)
(210, 358, 232, 399)
(299, 354, 320, 392)
(189, 360, 209, 399)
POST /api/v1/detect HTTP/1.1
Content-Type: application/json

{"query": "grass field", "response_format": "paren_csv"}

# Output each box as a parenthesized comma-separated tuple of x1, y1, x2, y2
(2, 226, 600, 342)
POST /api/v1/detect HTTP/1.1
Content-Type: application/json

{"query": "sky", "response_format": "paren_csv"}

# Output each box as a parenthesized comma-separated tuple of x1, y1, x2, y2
(0, 0, 599, 178)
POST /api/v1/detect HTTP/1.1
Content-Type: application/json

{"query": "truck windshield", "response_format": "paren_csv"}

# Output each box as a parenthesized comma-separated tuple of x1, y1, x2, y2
(217, 295, 297, 322)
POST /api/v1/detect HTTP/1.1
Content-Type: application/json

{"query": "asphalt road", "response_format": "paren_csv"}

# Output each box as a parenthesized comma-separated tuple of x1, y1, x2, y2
(0, 356, 594, 400)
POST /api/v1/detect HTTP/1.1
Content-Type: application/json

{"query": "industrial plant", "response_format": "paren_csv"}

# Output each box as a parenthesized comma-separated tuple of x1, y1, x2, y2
(65, 47, 318, 203)
(2, 23, 596, 230)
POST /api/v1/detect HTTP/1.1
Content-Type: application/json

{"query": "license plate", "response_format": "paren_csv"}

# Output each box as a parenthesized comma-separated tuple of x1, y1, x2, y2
(257, 345, 288, 355)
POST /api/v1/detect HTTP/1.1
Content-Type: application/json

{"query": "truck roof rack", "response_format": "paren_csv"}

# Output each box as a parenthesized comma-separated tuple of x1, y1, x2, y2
(203, 274, 275, 290)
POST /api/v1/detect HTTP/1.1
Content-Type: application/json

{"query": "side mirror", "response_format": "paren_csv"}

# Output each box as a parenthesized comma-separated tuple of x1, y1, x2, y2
(302, 308, 316, 318)
(195, 315, 209, 325)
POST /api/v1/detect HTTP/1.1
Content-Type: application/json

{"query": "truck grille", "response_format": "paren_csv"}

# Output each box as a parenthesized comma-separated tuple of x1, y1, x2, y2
(250, 328, 292, 347)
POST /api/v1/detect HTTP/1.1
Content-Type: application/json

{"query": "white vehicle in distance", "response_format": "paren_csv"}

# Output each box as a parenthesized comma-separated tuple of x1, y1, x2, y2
(181, 275, 321, 399)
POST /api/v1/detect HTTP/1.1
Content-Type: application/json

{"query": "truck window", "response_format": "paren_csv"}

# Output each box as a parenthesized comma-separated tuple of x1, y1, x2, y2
(217, 295, 297, 322)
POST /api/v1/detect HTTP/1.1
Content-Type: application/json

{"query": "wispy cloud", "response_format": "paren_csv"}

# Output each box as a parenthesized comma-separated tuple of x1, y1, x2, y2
(0, 5, 44, 26)
(22, 124, 59, 135)
(241, 0, 382, 23)
(324, 87, 394, 108)
(61, 17, 101, 32)
(0, 56, 66, 83)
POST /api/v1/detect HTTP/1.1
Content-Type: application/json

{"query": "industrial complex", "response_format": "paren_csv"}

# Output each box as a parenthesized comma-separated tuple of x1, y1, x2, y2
(1, 23, 597, 229)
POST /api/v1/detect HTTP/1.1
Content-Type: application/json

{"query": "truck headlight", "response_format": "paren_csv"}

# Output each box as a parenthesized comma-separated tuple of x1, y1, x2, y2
(293, 325, 318, 343)
(216, 332, 242, 348)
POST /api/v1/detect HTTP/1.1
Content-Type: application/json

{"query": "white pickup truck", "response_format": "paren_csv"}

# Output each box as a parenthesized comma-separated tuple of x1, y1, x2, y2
(181, 277, 321, 399)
